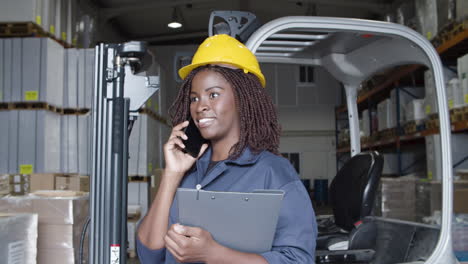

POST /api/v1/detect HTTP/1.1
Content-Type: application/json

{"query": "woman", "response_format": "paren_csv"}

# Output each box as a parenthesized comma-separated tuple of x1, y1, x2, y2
(137, 34, 317, 264)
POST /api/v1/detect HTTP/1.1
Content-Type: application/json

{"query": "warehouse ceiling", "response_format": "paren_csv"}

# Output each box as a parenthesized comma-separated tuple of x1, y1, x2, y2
(89, 0, 397, 45)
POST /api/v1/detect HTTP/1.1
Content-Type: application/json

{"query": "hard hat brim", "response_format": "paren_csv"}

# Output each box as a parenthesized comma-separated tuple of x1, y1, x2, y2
(178, 61, 266, 88)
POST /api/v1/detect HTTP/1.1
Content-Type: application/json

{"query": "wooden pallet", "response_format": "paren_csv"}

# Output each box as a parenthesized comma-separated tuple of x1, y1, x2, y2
(432, 18, 468, 47)
(61, 108, 90, 115)
(425, 118, 440, 130)
(0, 22, 45, 37)
(0, 102, 90, 115)
(0, 22, 74, 48)
(404, 121, 417, 134)
(8, 101, 62, 114)
(378, 128, 396, 140)
(139, 108, 170, 126)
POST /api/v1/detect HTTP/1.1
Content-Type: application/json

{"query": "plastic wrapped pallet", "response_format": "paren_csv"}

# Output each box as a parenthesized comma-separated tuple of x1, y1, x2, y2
(415, 0, 438, 40)
(77, 49, 95, 109)
(0, 111, 8, 174)
(405, 99, 426, 122)
(128, 180, 150, 222)
(0, 213, 38, 264)
(7, 111, 19, 174)
(128, 114, 159, 176)
(1, 38, 64, 105)
(18, 110, 61, 174)
(425, 134, 468, 180)
(0, 191, 89, 264)
(66, 0, 77, 45)
(396, 1, 417, 28)
(127, 220, 138, 258)
(458, 53, 468, 106)
(377, 98, 393, 130)
(20, 38, 64, 106)
(77, 114, 91, 175)
(0, 174, 9, 196)
(0, 39, 3, 102)
(60, 115, 78, 174)
(2, 39, 13, 102)
(424, 68, 457, 114)
(361, 109, 370, 137)
(457, 0, 468, 20)
(390, 87, 424, 124)
(453, 214, 468, 254)
(43, 0, 57, 35)
(64, 49, 79, 109)
(382, 151, 426, 176)
(447, 78, 463, 109)
(0, 0, 42, 26)
(437, 0, 456, 31)
(55, 0, 68, 41)
(55, 175, 89, 192)
(379, 176, 417, 221)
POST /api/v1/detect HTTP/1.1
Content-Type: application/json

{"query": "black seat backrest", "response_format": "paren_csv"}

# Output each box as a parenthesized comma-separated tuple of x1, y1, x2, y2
(329, 151, 383, 231)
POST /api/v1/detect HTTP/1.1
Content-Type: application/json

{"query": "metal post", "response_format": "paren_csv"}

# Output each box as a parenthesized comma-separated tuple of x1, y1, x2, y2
(90, 42, 159, 264)
(344, 84, 361, 157)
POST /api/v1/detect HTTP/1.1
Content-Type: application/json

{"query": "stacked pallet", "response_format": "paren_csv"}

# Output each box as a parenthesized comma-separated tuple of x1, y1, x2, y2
(0, 0, 94, 48)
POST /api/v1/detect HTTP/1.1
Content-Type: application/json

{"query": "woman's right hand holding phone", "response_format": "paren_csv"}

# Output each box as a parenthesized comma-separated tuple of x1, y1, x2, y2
(163, 121, 208, 182)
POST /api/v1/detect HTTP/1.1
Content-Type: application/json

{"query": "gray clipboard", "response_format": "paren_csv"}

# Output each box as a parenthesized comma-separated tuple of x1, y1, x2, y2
(176, 188, 284, 254)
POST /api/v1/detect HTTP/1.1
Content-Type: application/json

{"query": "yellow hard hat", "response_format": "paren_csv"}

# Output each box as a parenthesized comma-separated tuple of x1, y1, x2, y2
(178, 34, 266, 87)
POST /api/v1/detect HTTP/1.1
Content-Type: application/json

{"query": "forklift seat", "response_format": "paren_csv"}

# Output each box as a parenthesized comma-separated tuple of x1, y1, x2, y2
(316, 151, 384, 263)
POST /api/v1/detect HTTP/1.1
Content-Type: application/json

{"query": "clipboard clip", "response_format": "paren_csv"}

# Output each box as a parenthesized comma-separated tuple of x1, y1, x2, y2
(196, 184, 202, 200)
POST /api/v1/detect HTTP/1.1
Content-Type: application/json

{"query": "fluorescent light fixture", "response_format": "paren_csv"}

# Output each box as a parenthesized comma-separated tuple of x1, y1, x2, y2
(168, 22, 182, 28)
(168, 7, 182, 29)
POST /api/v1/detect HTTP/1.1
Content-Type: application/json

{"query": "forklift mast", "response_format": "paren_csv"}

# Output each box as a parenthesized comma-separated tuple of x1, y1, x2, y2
(89, 42, 159, 264)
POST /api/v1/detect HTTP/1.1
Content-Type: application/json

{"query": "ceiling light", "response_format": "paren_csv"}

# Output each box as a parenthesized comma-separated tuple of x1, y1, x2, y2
(168, 7, 182, 29)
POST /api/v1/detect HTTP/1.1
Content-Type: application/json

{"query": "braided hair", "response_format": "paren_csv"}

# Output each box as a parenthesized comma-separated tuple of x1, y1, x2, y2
(169, 65, 281, 160)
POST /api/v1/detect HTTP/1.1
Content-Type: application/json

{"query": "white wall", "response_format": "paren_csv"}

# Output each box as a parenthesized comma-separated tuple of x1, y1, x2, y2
(262, 63, 341, 183)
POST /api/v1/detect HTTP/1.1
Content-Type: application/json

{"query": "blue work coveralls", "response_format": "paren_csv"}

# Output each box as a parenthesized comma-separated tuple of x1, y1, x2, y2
(137, 147, 317, 263)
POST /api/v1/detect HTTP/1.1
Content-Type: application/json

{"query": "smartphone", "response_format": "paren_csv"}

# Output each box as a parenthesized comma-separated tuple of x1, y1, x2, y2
(182, 118, 207, 158)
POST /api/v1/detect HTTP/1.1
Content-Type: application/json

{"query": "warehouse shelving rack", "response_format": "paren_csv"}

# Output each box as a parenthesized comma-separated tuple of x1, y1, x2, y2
(334, 21, 468, 175)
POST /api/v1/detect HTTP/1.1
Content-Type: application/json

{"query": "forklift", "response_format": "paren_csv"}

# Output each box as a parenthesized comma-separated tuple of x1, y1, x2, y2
(88, 11, 458, 264)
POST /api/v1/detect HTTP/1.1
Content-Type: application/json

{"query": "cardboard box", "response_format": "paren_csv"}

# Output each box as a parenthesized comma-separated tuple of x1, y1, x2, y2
(0, 175, 9, 196)
(0, 213, 38, 264)
(56, 175, 89, 192)
(0, 192, 88, 225)
(30, 174, 56, 192)
(454, 189, 468, 214)
(379, 176, 417, 221)
(0, 192, 89, 263)
(38, 248, 76, 264)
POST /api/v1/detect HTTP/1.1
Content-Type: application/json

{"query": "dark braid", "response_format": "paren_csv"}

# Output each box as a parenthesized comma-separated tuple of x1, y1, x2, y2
(169, 65, 281, 160)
